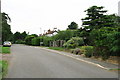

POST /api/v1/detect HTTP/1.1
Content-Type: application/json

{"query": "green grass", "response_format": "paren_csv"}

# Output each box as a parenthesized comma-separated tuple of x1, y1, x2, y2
(109, 68, 120, 70)
(0, 60, 8, 78)
(0, 47, 10, 54)
(48, 47, 65, 51)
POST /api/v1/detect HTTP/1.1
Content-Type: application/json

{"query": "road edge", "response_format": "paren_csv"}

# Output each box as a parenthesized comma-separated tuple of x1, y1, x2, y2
(38, 47, 111, 70)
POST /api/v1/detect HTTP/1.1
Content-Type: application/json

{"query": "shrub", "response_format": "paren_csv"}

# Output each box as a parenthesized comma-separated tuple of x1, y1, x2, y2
(43, 37, 53, 46)
(32, 37, 40, 46)
(53, 30, 75, 41)
(15, 40, 25, 44)
(81, 46, 94, 57)
(25, 35, 36, 45)
(108, 32, 120, 56)
(63, 37, 84, 48)
(90, 27, 119, 59)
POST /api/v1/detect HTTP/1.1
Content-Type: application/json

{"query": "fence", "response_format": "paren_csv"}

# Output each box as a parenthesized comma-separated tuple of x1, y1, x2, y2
(49, 40, 66, 47)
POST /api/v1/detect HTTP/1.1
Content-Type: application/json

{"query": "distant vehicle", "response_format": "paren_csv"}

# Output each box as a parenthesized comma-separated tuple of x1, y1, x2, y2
(3, 41, 12, 47)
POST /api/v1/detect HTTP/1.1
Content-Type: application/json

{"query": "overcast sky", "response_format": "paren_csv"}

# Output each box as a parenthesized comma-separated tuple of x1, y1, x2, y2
(1, 0, 120, 35)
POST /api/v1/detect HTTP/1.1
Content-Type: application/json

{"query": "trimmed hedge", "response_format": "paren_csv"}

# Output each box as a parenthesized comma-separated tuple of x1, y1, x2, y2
(32, 37, 40, 46)
(43, 37, 53, 46)
(15, 40, 25, 44)
(25, 36, 36, 45)
(31, 36, 53, 46)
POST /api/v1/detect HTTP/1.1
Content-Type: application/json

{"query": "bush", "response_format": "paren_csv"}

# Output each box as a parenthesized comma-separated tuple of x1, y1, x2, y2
(63, 37, 84, 48)
(25, 35, 36, 45)
(43, 37, 53, 46)
(53, 30, 76, 41)
(81, 46, 94, 57)
(90, 27, 119, 59)
(32, 37, 40, 46)
(108, 32, 120, 56)
(31, 36, 51, 46)
(15, 40, 25, 44)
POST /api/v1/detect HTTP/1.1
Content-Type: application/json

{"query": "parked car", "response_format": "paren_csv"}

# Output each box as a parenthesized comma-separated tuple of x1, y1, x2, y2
(3, 41, 12, 47)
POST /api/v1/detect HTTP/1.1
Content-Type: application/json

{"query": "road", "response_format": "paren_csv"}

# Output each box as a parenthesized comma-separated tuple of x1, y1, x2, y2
(6, 44, 118, 78)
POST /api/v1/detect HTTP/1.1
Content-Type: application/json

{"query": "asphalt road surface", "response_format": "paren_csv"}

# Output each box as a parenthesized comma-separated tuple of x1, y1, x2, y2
(6, 44, 118, 78)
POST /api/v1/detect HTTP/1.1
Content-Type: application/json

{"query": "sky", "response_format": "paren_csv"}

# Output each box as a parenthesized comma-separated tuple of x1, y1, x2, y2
(1, 0, 120, 35)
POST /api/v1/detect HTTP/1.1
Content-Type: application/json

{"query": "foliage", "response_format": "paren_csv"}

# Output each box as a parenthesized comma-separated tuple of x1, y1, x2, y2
(68, 22, 78, 30)
(43, 36, 53, 46)
(2, 12, 13, 43)
(53, 30, 77, 41)
(31, 37, 40, 46)
(14, 31, 27, 43)
(14, 32, 21, 42)
(15, 40, 25, 44)
(90, 27, 119, 59)
(80, 46, 94, 58)
(63, 37, 84, 48)
(107, 31, 120, 56)
(80, 5, 120, 59)
(31, 36, 53, 46)
(82, 6, 107, 30)
(25, 35, 37, 45)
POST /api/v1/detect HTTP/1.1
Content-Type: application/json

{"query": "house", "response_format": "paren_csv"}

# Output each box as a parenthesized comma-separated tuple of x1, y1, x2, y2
(39, 28, 58, 37)
(45, 29, 58, 37)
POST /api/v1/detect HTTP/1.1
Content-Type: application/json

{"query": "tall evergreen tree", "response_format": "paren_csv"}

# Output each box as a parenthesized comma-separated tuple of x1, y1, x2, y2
(81, 6, 107, 30)
(2, 12, 13, 43)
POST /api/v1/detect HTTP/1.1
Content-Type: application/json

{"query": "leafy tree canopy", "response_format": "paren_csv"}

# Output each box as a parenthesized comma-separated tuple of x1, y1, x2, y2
(68, 22, 78, 30)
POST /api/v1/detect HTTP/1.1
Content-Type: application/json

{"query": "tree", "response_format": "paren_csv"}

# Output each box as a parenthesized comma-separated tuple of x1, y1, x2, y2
(13, 31, 28, 44)
(21, 31, 27, 40)
(53, 30, 75, 41)
(68, 22, 78, 30)
(82, 6, 107, 31)
(2, 12, 13, 43)
(81, 6, 120, 45)
(25, 34, 37, 45)
(14, 32, 21, 41)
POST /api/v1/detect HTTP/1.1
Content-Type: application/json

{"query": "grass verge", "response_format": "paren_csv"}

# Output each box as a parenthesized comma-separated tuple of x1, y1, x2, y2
(0, 47, 10, 54)
(48, 47, 65, 51)
(109, 68, 120, 70)
(0, 60, 8, 79)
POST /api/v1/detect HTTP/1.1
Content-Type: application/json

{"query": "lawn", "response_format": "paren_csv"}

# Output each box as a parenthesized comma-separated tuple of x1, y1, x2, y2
(48, 47, 65, 51)
(0, 47, 10, 54)
(0, 60, 8, 79)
